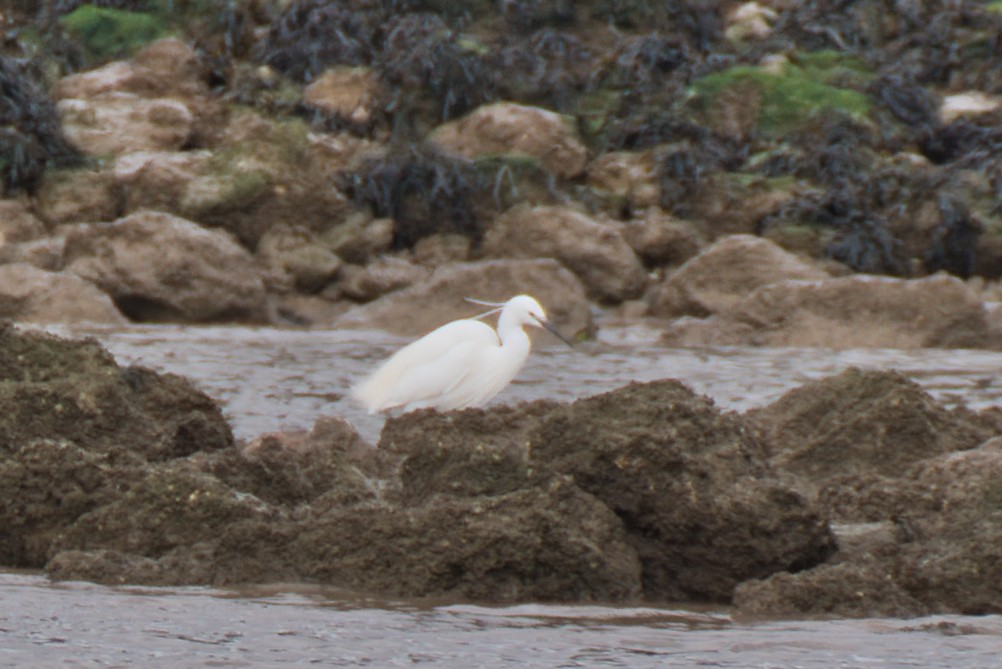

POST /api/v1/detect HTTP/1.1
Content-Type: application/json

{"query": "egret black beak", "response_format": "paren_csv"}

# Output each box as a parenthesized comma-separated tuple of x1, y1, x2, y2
(535, 316, 574, 348)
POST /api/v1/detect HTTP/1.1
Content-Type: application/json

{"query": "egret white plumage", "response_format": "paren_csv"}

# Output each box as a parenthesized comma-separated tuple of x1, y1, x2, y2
(351, 294, 572, 414)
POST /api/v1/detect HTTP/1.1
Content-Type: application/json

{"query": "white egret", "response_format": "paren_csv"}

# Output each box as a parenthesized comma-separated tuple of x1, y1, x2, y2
(351, 294, 573, 414)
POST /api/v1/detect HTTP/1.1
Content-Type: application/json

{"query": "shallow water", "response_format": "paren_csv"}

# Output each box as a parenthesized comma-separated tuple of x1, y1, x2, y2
(10, 322, 1002, 668)
(44, 322, 1002, 443)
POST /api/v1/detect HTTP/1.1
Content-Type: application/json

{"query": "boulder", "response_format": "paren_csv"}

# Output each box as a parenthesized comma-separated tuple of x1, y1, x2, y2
(336, 256, 430, 302)
(302, 66, 386, 126)
(528, 380, 836, 601)
(0, 199, 47, 243)
(734, 439, 1002, 618)
(63, 210, 267, 322)
(748, 368, 991, 485)
(733, 273, 990, 348)
(256, 225, 343, 294)
(620, 209, 702, 267)
(52, 38, 221, 150)
(336, 258, 592, 338)
(429, 102, 588, 178)
(586, 150, 660, 209)
(57, 94, 194, 156)
(322, 214, 395, 265)
(33, 168, 122, 225)
(0, 238, 65, 272)
(0, 263, 126, 324)
(483, 205, 647, 303)
(648, 234, 828, 318)
(289, 478, 643, 602)
(112, 149, 213, 215)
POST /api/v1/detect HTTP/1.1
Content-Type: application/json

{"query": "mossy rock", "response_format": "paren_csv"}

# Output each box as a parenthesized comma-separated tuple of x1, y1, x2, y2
(60, 6, 167, 63)
(689, 57, 872, 137)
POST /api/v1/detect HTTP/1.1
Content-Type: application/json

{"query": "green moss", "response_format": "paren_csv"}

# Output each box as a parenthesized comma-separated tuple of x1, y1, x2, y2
(690, 60, 872, 136)
(60, 6, 166, 62)
(987, 1, 1002, 13)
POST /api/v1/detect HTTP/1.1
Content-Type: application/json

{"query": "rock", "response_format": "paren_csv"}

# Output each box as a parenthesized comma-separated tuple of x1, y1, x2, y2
(52, 38, 222, 149)
(939, 91, 1002, 123)
(0, 199, 47, 243)
(335, 258, 592, 338)
(378, 402, 561, 505)
(290, 478, 643, 602)
(733, 273, 990, 348)
(0, 238, 65, 271)
(0, 263, 126, 324)
(0, 439, 145, 567)
(336, 256, 430, 302)
(620, 209, 701, 267)
(749, 368, 990, 484)
(648, 234, 828, 318)
(33, 168, 122, 225)
(429, 102, 588, 179)
(256, 226, 342, 294)
(57, 94, 195, 156)
(197, 416, 386, 509)
(529, 381, 836, 601)
(63, 210, 267, 322)
(322, 214, 395, 265)
(659, 315, 759, 347)
(734, 439, 1002, 618)
(302, 66, 386, 126)
(725, 2, 778, 42)
(54, 462, 276, 557)
(0, 322, 233, 462)
(484, 205, 647, 303)
(586, 150, 660, 209)
(112, 149, 213, 215)
(412, 233, 472, 267)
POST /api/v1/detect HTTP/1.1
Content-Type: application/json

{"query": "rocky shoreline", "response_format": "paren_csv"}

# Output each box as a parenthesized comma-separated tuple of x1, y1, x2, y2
(2, 2, 1002, 347)
(2, 322, 1001, 618)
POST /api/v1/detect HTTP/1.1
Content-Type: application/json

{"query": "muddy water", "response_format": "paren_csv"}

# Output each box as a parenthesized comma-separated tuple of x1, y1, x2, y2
(8, 323, 1002, 668)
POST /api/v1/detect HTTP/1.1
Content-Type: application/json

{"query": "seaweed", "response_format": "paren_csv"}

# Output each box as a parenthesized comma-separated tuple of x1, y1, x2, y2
(341, 145, 487, 249)
(494, 29, 591, 112)
(500, 0, 577, 31)
(0, 55, 83, 194)
(923, 195, 981, 279)
(378, 13, 496, 123)
(256, 0, 378, 83)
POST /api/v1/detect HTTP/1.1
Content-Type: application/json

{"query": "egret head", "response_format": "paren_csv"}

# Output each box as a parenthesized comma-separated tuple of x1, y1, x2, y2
(507, 295, 573, 347)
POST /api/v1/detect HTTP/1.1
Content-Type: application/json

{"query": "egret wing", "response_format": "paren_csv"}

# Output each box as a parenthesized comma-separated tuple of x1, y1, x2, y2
(350, 319, 498, 413)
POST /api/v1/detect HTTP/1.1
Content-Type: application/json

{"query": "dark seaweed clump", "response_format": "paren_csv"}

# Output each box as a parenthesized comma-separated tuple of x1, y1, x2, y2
(341, 145, 487, 249)
(257, 2, 495, 126)
(0, 55, 83, 194)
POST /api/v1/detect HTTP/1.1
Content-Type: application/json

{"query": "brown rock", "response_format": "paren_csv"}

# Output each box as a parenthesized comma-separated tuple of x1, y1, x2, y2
(33, 168, 122, 225)
(256, 226, 342, 294)
(734, 273, 990, 348)
(0, 263, 125, 324)
(64, 210, 267, 322)
(484, 205, 647, 303)
(586, 150, 660, 209)
(648, 234, 828, 318)
(529, 380, 836, 601)
(430, 102, 588, 178)
(749, 368, 990, 483)
(335, 258, 592, 338)
(0, 199, 47, 243)
(0, 238, 66, 272)
(620, 209, 701, 267)
(58, 95, 194, 156)
(337, 256, 429, 302)
(302, 66, 386, 125)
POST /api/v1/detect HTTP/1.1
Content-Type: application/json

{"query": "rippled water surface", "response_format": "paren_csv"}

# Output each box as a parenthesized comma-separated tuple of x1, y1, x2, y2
(8, 323, 1002, 668)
